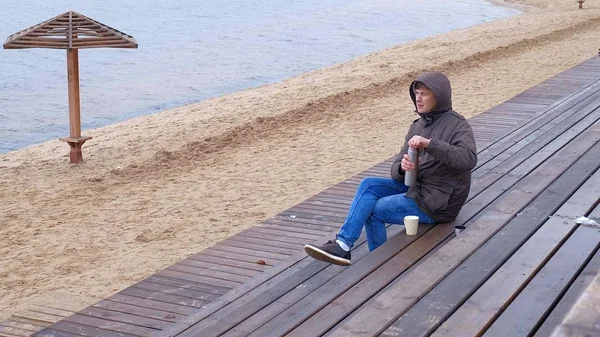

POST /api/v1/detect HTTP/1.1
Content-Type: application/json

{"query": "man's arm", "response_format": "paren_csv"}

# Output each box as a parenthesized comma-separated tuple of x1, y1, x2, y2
(425, 122, 477, 171)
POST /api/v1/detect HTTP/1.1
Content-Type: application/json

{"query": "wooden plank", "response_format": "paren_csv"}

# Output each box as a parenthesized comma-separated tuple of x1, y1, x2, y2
(382, 134, 600, 337)
(178, 258, 262, 277)
(157, 269, 241, 289)
(494, 111, 600, 179)
(167, 258, 324, 336)
(219, 225, 410, 337)
(482, 222, 600, 336)
(325, 123, 600, 337)
(64, 313, 159, 336)
(76, 306, 170, 331)
(288, 203, 350, 216)
(72, 40, 133, 48)
(328, 179, 362, 188)
(20, 36, 67, 42)
(243, 227, 324, 241)
(69, 37, 126, 43)
(105, 294, 196, 315)
(167, 264, 253, 284)
(296, 197, 351, 207)
(78, 43, 138, 49)
(41, 320, 142, 337)
(267, 214, 340, 229)
(305, 193, 354, 205)
(305, 194, 353, 205)
(477, 96, 600, 178)
(177, 225, 420, 337)
(319, 187, 360, 198)
(474, 87, 600, 177)
(474, 79, 600, 156)
(287, 203, 350, 216)
(261, 221, 332, 237)
(278, 209, 346, 223)
(144, 275, 230, 295)
(32, 327, 81, 337)
(132, 279, 223, 301)
(273, 225, 453, 337)
(187, 252, 269, 272)
(152, 273, 232, 296)
(534, 247, 600, 336)
(8, 40, 69, 47)
(315, 185, 366, 196)
(200, 247, 285, 267)
(270, 211, 335, 228)
(413, 172, 600, 337)
(164, 221, 394, 336)
(118, 287, 209, 308)
(467, 113, 600, 209)
(352, 172, 389, 179)
(258, 219, 336, 234)
(205, 245, 288, 262)
(216, 240, 295, 258)
(469, 102, 600, 198)
(92, 300, 181, 323)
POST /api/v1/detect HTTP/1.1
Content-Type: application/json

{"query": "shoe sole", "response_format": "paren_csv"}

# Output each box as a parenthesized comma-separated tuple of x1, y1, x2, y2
(304, 244, 351, 266)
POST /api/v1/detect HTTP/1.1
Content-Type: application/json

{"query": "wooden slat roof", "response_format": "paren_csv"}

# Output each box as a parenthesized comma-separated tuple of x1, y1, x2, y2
(3, 11, 137, 49)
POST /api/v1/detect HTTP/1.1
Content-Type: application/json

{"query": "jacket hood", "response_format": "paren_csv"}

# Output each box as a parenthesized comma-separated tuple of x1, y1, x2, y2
(409, 72, 453, 114)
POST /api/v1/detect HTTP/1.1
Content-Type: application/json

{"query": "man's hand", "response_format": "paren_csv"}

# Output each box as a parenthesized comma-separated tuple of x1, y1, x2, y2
(408, 135, 431, 149)
(401, 154, 415, 172)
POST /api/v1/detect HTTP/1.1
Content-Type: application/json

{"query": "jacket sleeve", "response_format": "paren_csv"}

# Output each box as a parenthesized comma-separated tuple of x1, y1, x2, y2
(425, 121, 477, 171)
(391, 134, 410, 181)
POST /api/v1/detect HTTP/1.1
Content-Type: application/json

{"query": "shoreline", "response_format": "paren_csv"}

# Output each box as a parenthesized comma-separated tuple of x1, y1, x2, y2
(1, 0, 599, 320)
(489, 0, 534, 11)
(0, 1, 519, 157)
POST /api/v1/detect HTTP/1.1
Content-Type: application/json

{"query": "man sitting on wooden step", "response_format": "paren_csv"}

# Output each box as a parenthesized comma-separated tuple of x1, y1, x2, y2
(304, 71, 477, 266)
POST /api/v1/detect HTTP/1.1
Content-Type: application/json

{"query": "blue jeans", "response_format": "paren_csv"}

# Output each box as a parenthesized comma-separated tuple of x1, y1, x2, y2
(337, 177, 435, 252)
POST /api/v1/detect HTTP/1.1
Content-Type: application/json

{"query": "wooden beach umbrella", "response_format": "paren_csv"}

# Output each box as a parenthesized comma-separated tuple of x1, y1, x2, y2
(3, 11, 138, 163)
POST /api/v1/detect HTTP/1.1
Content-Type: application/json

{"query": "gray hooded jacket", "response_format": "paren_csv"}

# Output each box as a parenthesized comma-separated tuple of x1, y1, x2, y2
(391, 72, 477, 223)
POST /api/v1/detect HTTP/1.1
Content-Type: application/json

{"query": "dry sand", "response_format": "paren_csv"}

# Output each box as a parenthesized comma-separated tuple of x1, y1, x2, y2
(1, 0, 599, 319)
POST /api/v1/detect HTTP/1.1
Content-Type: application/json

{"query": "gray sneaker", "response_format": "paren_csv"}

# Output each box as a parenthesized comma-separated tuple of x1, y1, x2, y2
(304, 240, 351, 266)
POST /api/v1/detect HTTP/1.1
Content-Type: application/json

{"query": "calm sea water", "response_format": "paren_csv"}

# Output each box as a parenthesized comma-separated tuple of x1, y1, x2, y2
(0, 0, 520, 153)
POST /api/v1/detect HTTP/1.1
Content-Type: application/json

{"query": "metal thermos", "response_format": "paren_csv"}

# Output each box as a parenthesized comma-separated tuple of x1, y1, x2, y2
(404, 147, 419, 186)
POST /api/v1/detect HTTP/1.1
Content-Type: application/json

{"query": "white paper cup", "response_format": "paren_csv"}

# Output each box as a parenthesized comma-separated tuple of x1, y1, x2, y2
(404, 215, 419, 235)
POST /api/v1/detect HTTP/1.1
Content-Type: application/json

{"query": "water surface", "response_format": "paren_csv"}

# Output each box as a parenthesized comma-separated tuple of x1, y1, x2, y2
(0, 0, 521, 153)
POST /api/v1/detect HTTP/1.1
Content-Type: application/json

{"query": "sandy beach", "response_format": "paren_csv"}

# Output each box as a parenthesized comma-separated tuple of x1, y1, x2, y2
(1, 0, 599, 320)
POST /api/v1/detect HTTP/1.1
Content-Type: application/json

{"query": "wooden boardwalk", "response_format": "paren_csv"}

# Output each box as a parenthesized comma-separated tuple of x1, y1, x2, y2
(3, 55, 599, 337)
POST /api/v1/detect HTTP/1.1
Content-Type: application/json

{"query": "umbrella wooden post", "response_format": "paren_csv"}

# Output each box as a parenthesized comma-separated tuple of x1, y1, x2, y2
(60, 48, 91, 163)
(67, 48, 81, 139)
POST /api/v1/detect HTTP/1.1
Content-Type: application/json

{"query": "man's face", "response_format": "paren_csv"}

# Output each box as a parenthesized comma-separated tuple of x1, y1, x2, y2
(414, 86, 437, 114)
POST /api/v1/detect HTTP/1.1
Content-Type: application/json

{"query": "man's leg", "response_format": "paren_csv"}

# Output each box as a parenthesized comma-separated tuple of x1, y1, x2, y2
(364, 193, 435, 251)
(304, 177, 408, 265)
(336, 177, 408, 249)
